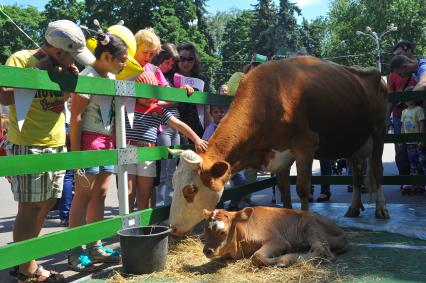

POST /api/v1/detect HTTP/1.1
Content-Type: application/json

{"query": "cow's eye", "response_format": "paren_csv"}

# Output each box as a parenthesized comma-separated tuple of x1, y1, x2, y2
(219, 231, 226, 236)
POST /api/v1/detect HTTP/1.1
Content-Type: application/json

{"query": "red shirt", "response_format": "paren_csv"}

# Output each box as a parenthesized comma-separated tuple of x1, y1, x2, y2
(387, 72, 417, 117)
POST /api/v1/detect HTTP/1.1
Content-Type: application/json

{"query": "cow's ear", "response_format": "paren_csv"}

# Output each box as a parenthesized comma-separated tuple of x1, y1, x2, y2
(200, 160, 231, 192)
(210, 161, 230, 178)
(203, 209, 212, 220)
(236, 207, 254, 221)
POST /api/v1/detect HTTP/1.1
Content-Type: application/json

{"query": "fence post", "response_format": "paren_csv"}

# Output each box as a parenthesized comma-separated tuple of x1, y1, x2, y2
(115, 82, 131, 215)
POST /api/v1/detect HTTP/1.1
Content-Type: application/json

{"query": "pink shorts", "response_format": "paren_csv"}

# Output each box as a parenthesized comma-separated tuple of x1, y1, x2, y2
(81, 131, 115, 151)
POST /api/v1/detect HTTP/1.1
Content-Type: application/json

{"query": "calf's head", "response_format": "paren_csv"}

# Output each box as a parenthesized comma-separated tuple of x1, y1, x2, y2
(202, 208, 253, 259)
(168, 149, 231, 236)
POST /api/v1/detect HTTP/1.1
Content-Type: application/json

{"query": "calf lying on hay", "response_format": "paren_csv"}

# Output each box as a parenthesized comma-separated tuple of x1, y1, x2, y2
(108, 207, 350, 283)
(202, 207, 349, 267)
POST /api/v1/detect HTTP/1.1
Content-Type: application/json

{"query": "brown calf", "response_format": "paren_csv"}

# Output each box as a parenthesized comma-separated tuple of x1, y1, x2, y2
(203, 206, 349, 267)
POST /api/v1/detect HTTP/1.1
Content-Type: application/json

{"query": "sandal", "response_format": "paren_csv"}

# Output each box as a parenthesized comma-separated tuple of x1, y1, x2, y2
(67, 248, 97, 272)
(87, 243, 120, 263)
(17, 265, 65, 283)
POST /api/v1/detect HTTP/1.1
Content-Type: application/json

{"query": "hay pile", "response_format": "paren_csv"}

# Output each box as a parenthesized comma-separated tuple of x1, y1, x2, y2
(107, 236, 352, 283)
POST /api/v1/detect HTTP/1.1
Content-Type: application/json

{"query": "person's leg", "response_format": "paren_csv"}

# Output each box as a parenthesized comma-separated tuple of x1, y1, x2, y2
(164, 127, 180, 205)
(136, 176, 154, 210)
(68, 173, 96, 228)
(319, 160, 332, 194)
(15, 199, 57, 276)
(156, 129, 171, 206)
(86, 172, 112, 224)
(67, 171, 98, 271)
(228, 171, 246, 210)
(85, 170, 120, 263)
(59, 169, 74, 225)
(127, 174, 137, 212)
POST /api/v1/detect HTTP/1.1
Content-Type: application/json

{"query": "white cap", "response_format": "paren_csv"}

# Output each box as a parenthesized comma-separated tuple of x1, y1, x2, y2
(45, 20, 96, 66)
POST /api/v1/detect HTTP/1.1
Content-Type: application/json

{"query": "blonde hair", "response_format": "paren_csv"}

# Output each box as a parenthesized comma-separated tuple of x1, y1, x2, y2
(134, 27, 161, 53)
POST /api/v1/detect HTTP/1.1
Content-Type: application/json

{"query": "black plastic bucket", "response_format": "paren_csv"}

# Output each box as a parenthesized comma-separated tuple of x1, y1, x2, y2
(118, 225, 171, 274)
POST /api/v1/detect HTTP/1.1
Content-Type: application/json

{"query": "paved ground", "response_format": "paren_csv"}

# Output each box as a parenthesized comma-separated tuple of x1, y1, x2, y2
(1, 144, 425, 282)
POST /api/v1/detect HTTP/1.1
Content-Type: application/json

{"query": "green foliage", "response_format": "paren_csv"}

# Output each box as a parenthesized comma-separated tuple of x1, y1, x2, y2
(251, 0, 277, 57)
(0, 5, 44, 64)
(218, 10, 256, 86)
(322, 0, 426, 74)
(274, 0, 302, 56)
(42, 0, 87, 26)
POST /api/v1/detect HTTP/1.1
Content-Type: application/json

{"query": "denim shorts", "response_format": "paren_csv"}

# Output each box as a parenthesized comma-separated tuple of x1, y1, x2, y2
(85, 165, 115, 175)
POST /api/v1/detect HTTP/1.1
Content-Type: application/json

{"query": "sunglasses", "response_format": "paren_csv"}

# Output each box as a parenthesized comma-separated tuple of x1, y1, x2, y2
(179, 56, 195, 63)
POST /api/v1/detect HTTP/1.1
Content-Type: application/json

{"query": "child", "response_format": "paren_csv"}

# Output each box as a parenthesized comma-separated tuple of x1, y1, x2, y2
(125, 67, 207, 211)
(401, 100, 426, 194)
(68, 33, 129, 271)
(131, 29, 197, 209)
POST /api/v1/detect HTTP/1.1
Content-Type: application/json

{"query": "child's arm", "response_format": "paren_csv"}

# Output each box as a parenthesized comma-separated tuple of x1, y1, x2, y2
(69, 94, 90, 152)
(167, 116, 208, 152)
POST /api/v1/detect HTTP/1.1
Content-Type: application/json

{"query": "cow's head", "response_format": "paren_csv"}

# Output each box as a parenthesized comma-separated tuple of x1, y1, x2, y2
(202, 208, 254, 259)
(168, 149, 231, 236)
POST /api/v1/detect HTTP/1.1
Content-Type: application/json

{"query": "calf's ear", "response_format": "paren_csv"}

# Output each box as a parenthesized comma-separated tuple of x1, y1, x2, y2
(200, 160, 231, 192)
(236, 207, 254, 221)
(203, 209, 212, 220)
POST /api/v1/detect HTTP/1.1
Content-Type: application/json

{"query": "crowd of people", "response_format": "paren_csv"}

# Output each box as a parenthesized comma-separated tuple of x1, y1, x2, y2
(0, 17, 426, 282)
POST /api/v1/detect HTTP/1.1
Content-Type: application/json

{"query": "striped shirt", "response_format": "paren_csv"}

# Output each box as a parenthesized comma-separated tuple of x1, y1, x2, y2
(126, 103, 173, 143)
(138, 66, 180, 119)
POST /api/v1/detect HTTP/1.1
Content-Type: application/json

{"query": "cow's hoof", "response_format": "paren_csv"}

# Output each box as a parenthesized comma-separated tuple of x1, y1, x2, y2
(344, 206, 361, 218)
(375, 208, 390, 219)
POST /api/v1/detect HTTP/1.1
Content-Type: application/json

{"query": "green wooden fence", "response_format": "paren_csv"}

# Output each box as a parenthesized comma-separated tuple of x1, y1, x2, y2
(1, 65, 426, 270)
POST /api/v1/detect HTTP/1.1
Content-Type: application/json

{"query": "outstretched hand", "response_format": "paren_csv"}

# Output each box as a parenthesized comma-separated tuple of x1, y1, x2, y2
(195, 138, 208, 153)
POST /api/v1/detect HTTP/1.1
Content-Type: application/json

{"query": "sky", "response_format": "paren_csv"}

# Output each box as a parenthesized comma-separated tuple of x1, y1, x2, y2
(0, 0, 329, 21)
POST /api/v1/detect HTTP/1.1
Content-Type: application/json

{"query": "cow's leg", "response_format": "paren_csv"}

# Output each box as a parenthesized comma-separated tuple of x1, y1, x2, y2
(293, 135, 317, 211)
(369, 133, 389, 219)
(251, 239, 291, 267)
(276, 168, 292, 209)
(345, 158, 364, 217)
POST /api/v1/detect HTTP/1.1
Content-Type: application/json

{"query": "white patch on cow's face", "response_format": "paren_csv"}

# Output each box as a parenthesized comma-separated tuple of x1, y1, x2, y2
(262, 149, 295, 172)
(169, 150, 223, 234)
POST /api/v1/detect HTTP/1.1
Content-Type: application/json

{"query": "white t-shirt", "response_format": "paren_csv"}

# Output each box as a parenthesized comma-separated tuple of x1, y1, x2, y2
(77, 66, 116, 135)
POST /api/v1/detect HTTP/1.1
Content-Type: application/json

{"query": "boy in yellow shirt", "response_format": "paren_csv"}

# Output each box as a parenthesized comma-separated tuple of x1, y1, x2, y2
(0, 20, 95, 282)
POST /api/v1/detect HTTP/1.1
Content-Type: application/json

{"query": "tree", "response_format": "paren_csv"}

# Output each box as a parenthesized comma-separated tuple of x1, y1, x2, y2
(251, 0, 277, 57)
(194, 0, 215, 55)
(299, 17, 328, 57)
(219, 10, 256, 85)
(43, 0, 87, 26)
(0, 5, 44, 63)
(206, 10, 237, 55)
(273, 0, 301, 56)
(323, 0, 426, 73)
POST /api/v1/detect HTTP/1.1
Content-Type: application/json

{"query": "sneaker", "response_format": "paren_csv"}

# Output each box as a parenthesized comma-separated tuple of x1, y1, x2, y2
(59, 219, 69, 227)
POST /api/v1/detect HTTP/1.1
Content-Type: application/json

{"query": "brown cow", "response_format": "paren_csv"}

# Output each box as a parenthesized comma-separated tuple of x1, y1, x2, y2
(202, 206, 349, 267)
(169, 56, 389, 236)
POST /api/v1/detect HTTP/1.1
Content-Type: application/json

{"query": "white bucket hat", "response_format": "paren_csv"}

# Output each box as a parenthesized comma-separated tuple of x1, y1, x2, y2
(45, 20, 96, 66)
